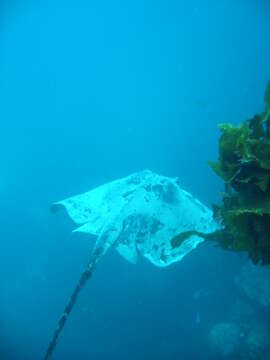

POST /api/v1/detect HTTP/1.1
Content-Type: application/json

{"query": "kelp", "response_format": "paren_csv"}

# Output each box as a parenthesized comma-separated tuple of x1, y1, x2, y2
(172, 82, 270, 265)
(209, 82, 270, 265)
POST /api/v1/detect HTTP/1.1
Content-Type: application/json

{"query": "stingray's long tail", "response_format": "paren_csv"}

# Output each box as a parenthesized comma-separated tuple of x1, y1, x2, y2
(43, 257, 97, 360)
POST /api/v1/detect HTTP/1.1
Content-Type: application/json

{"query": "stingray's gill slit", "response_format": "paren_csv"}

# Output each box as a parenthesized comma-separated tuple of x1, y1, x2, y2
(44, 250, 101, 360)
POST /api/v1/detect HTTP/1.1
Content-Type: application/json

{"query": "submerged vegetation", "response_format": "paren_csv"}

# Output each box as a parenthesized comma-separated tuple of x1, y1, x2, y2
(208, 82, 270, 265)
(172, 82, 270, 265)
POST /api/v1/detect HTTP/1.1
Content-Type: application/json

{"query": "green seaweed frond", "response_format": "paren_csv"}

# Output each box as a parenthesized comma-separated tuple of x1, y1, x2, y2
(208, 82, 270, 265)
(172, 82, 270, 266)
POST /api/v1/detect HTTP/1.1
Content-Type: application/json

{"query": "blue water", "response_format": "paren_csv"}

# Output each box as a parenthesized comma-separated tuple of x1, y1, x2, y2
(1, 1, 270, 359)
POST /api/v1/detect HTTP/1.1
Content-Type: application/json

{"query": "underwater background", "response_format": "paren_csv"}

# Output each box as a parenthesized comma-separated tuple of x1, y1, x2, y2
(1, 0, 270, 359)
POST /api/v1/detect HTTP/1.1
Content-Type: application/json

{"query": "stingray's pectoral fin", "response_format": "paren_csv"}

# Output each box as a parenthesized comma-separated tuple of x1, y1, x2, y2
(50, 203, 64, 214)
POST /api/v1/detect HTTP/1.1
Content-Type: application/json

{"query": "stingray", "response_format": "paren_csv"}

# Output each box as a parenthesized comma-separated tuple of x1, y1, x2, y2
(44, 170, 217, 359)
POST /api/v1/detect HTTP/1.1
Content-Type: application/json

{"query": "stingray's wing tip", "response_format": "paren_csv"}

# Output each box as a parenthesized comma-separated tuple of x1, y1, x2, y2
(50, 202, 64, 214)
